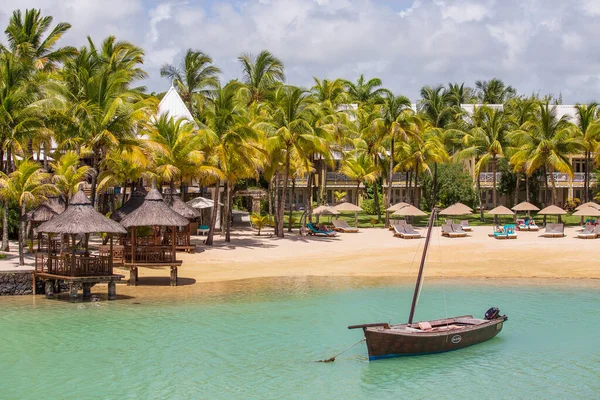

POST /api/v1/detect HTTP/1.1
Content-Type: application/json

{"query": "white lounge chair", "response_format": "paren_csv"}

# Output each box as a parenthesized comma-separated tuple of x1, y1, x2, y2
(332, 219, 359, 233)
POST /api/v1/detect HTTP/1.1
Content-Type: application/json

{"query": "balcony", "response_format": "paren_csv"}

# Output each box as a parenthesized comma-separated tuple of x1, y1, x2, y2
(326, 172, 356, 186)
(479, 172, 502, 183)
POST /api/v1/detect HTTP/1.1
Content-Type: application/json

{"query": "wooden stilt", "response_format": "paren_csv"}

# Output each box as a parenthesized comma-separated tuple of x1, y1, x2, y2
(129, 266, 137, 286)
(68, 282, 78, 302)
(108, 281, 116, 300)
(170, 266, 178, 286)
(54, 279, 61, 294)
(32, 273, 36, 296)
(45, 280, 54, 299)
(82, 283, 91, 299)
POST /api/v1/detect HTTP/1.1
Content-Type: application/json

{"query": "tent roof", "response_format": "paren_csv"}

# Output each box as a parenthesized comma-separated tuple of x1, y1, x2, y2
(334, 202, 363, 212)
(37, 190, 126, 234)
(538, 205, 567, 215)
(512, 201, 540, 211)
(439, 202, 473, 216)
(487, 205, 515, 216)
(119, 188, 189, 228)
(157, 86, 195, 122)
(392, 205, 427, 216)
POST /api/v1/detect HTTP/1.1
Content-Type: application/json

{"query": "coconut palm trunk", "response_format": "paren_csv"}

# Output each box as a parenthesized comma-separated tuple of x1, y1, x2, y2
(549, 167, 558, 205)
(225, 182, 233, 242)
(206, 179, 220, 246)
(526, 174, 530, 203)
(277, 153, 291, 238)
(584, 151, 590, 202)
(514, 172, 520, 206)
(305, 172, 313, 224)
(432, 163, 438, 206)
(386, 139, 394, 227)
(2, 202, 9, 251)
(477, 172, 484, 221)
(355, 181, 361, 206)
(288, 180, 295, 233)
(18, 202, 26, 265)
(492, 157, 498, 208)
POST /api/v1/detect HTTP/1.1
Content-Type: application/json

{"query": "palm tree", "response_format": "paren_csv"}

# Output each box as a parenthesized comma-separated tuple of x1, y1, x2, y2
(265, 85, 322, 237)
(339, 152, 379, 206)
(446, 82, 474, 107)
(475, 78, 516, 104)
(311, 77, 347, 110)
(238, 50, 285, 104)
(49, 151, 91, 206)
(343, 74, 389, 104)
(459, 106, 512, 210)
(510, 102, 583, 205)
(379, 92, 412, 225)
(97, 149, 149, 208)
(160, 49, 221, 112)
(0, 160, 55, 265)
(199, 81, 261, 243)
(574, 103, 600, 202)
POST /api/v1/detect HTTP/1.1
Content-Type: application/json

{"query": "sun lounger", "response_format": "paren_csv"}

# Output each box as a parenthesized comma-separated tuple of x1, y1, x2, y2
(577, 225, 597, 239)
(451, 224, 468, 237)
(393, 224, 421, 239)
(332, 219, 359, 233)
(388, 219, 406, 230)
(445, 219, 455, 225)
(441, 224, 465, 238)
(459, 220, 472, 232)
(542, 223, 564, 238)
(307, 223, 336, 237)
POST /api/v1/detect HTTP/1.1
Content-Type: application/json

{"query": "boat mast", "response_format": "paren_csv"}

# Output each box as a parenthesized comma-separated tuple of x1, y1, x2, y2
(408, 208, 437, 324)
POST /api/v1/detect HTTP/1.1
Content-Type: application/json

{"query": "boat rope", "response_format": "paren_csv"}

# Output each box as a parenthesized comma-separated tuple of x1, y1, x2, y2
(315, 338, 366, 363)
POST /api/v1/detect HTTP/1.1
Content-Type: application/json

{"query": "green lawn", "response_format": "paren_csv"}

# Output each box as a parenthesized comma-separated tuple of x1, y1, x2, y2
(281, 210, 588, 229)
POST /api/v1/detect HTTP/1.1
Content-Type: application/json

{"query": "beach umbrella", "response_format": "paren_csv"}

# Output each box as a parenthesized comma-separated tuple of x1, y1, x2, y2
(487, 206, 515, 216)
(312, 205, 340, 215)
(538, 205, 567, 223)
(392, 205, 427, 217)
(439, 202, 473, 216)
(575, 201, 600, 211)
(187, 196, 223, 209)
(334, 202, 363, 228)
(572, 206, 600, 217)
(386, 202, 409, 212)
(511, 201, 540, 212)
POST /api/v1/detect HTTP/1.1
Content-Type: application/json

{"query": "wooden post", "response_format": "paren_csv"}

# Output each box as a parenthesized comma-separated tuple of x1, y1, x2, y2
(172, 227, 176, 262)
(129, 266, 137, 286)
(44, 280, 54, 299)
(70, 234, 76, 277)
(108, 280, 116, 300)
(47, 233, 52, 273)
(68, 282, 77, 302)
(32, 273, 36, 296)
(82, 283, 91, 299)
(109, 235, 114, 275)
(170, 266, 177, 286)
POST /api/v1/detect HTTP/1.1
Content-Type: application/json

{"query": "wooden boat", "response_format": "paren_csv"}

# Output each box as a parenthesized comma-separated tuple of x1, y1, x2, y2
(349, 209, 507, 360)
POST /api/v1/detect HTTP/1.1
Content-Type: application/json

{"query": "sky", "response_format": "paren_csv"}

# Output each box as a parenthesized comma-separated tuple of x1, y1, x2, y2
(1, 0, 600, 103)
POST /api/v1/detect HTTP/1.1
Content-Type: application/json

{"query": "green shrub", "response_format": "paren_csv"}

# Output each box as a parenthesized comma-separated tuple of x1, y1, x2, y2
(361, 198, 377, 215)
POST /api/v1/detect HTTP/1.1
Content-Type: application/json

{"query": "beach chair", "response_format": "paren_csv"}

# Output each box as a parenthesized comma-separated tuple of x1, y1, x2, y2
(493, 226, 508, 239)
(307, 223, 336, 237)
(403, 224, 422, 239)
(196, 225, 210, 235)
(577, 224, 597, 239)
(451, 224, 468, 237)
(442, 224, 463, 238)
(505, 224, 517, 239)
(543, 223, 564, 238)
(332, 219, 359, 233)
(445, 219, 455, 225)
(459, 220, 472, 232)
(528, 220, 539, 231)
(389, 219, 406, 231)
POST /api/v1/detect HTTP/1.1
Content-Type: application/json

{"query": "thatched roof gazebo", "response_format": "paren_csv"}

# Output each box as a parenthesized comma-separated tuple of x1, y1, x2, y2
(164, 194, 200, 252)
(35, 190, 126, 301)
(110, 186, 147, 222)
(119, 188, 189, 286)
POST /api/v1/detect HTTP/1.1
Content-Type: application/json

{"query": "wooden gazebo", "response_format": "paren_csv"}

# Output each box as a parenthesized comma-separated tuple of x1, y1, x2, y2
(164, 194, 200, 252)
(119, 188, 189, 286)
(110, 186, 147, 222)
(25, 197, 66, 253)
(35, 190, 127, 301)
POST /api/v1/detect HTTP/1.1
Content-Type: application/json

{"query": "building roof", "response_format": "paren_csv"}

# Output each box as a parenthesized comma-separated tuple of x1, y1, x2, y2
(157, 86, 195, 122)
(120, 188, 189, 228)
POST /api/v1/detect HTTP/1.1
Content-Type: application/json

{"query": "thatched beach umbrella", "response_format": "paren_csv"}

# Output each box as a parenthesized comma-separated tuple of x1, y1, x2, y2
(334, 202, 363, 228)
(538, 205, 567, 223)
(187, 196, 223, 209)
(111, 186, 147, 222)
(386, 202, 409, 212)
(487, 206, 515, 216)
(575, 201, 600, 211)
(392, 205, 427, 217)
(312, 205, 340, 215)
(511, 201, 540, 212)
(25, 204, 57, 223)
(439, 202, 473, 216)
(165, 195, 200, 249)
(572, 206, 600, 217)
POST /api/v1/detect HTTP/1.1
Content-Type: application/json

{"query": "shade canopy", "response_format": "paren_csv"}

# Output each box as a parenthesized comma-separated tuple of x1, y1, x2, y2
(24, 204, 58, 222)
(392, 205, 427, 216)
(334, 202, 363, 212)
(187, 196, 223, 210)
(164, 195, 201, 219)
(120, 188, 189, 228)
(312, 205, 340, 215)
(511, 201, 540, 212)
(572, 206, 600, 217)
(439, 202, 473, 216)
(575, 202, 600, 211)
(37, 190, 126, 234)
(386, 202, 409, 212)
(111, 186, 147, 222)
(487, 206, 515, 216)
(538, 205, 567, 215)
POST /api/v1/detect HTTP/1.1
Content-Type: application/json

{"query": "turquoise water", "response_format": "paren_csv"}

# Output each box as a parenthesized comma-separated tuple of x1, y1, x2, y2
(0, 279, 599, 399)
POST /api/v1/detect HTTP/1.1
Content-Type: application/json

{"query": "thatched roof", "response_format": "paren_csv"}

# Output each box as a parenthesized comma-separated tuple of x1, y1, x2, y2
(572, 206, 600, 216)
(37, 190, 126, 234)
(187, 196, 222, 209)
(575, 201, 600, 211)
(110, 186, 147, 222)
(387, 202, 409, 212)
(312, 205, 340, 215)
(120, 188, 189, 228)
(512, 201, 540, 212)
(538, 205, 567, 215)
(392, 205, 427, 216)
(24, 204, 57, 222)
(439, 202, 473, 216)
(164, 195, 200, 219)
(334, 202, 363, 212)
(487, 206, 515, 216)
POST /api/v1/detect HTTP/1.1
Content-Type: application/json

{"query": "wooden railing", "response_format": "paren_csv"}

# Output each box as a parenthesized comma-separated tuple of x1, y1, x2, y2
(163, 232, 190, 247)
(35, 254, 112, 277)
(124, 246, 176, 264)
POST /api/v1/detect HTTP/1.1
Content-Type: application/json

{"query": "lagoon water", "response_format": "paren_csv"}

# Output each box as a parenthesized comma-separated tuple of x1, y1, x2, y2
(0, 278, 599, 399)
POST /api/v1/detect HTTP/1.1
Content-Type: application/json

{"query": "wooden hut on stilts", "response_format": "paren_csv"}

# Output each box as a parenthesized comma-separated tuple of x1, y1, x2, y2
(119, 188, 189, 286)
(34, 190, 127, 301)
(164, 194, 200, 252)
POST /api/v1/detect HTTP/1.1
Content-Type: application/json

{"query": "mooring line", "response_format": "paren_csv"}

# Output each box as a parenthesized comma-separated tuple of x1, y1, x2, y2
(315, 338, 366, 363)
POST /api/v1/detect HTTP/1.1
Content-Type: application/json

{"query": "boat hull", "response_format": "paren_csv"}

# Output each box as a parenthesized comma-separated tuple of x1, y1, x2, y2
(362, 315, 507, 360)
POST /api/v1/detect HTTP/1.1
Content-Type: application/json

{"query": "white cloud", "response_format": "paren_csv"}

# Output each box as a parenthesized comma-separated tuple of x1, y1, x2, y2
(440, 1, 491, 23)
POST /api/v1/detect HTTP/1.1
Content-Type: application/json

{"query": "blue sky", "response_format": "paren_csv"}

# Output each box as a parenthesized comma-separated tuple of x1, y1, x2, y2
(1, 0, 600, 103)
